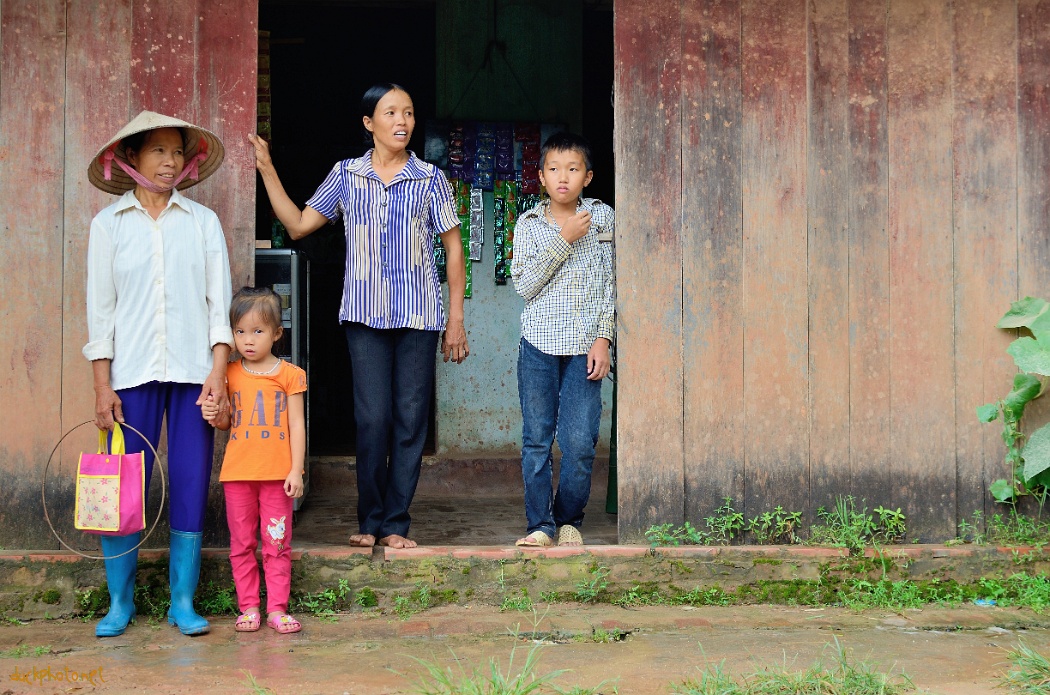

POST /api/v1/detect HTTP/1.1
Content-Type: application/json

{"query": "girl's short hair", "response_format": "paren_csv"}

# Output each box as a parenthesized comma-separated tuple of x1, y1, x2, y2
(361, 82, 410, 146)
(230, 286, 282, 331)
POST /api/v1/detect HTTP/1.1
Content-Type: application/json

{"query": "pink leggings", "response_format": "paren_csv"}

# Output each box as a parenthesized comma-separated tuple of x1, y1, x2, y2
(224, 481, 294, 614)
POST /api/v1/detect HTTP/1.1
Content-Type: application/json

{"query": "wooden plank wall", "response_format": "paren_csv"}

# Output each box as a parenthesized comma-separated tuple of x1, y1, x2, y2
(614, 0, 685, 535)
(615, 0, 1050, 541)
(1, 0, 258, 548)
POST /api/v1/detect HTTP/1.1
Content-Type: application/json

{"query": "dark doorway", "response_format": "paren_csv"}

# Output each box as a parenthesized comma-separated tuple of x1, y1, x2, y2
(258, 1, 438, 456)
(257, 0, 615, 459)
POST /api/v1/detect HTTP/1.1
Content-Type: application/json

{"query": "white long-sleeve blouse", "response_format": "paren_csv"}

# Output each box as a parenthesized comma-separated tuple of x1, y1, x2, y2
(83, 189, 234, 391)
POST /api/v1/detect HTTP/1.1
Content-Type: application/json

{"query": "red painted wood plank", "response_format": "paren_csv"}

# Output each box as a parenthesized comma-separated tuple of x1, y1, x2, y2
(194, 0, 259, 290)
(807, 0, 850, 511)
(0, 0, 68, 547)
(614, 0, 684, 540)
(740, 0, 809, 519)
(846, 0, 892, 507)
(887, 0, 955, 540)
(952, 0, 1018, 523)
(62, 1, 135, 441)
(1017, 1, 1050, 464)
(682, 0, 744, 522)
(53, 0, 136, 550)
(130, 0, 197, 115)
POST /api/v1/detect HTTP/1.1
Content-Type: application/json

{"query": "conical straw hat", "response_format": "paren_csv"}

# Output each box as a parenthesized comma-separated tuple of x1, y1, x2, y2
(87, 110, 225, 195)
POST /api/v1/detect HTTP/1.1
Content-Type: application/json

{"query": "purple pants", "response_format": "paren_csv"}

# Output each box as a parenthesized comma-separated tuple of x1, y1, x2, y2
(116, 381, 214, 533)
(223, 481, 294, 614)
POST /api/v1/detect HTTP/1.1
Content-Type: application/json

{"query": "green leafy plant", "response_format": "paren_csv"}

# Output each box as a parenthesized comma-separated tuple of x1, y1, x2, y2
(501, 588, 534, 613)
(413, 582, 433, 610)
(393, 594, 414, 620)
(645, 498, 784, 547)
(644, 521, 705, 546)
(197, 581, 237, 616)
(574, 565, 609, 603)
(293, 578, 352, 620)
(746, 506, 803, 544)
(978, 297, 1050, 509)
(704, 497, 746, 544)
(807, 495, 906, 553)
(355, 586, 379, 608)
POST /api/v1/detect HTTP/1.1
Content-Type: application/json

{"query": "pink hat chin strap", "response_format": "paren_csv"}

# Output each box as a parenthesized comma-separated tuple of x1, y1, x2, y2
(100, 139, 209, 193)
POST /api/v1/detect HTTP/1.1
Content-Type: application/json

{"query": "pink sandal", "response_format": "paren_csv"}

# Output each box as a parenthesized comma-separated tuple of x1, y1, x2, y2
(267, 613, 301, 634)
(235, 611, 261, 632)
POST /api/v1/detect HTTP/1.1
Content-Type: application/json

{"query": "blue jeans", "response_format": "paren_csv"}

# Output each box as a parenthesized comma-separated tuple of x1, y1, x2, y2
(344, 323, 439, 539)
(517, 338, 602, 538)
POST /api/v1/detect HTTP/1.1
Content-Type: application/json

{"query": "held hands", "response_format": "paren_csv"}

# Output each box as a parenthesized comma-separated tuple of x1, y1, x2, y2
(587, 338, 612, 381)
(196, 372, 229, 421)
(441, 318, 470, 364)
(559, 210, 592, 244)
(201, 394, 221, 425)
(284, 470, 305, 498)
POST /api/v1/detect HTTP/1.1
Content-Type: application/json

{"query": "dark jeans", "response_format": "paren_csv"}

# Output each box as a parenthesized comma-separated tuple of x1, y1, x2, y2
(344, 322, 439, 539)
(517, 338, 602, 539)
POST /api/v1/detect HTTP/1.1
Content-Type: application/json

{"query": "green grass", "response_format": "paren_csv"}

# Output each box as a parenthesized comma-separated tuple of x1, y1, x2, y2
(0, 645, 52, 658)
(672, 639, 913, 694)
(242, 670, 277, 694)
(501, 588, 535, 613)
(999, 640, 1050, 693)
(404, 644, 613, 694)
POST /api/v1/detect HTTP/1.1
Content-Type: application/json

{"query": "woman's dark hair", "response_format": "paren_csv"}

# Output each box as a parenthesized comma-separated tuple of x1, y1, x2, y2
(360, 82, 410, 147)
(540, 131, 593, 172)
(230, 286, 283, 333)
(120, 127, 188, 157)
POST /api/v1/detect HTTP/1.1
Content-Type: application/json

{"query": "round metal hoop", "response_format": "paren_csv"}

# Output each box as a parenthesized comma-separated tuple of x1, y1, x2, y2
(41, 420, 167, 560)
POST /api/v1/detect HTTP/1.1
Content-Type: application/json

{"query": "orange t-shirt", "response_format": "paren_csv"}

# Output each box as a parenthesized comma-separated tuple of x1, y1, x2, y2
(219, 359, 307, 482)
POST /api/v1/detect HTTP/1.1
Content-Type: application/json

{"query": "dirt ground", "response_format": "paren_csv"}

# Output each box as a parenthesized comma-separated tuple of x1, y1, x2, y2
(3, 603, 1050, 694)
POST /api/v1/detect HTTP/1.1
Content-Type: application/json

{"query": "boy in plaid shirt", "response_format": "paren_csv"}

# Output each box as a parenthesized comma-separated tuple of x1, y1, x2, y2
(511, 132, 614, 548)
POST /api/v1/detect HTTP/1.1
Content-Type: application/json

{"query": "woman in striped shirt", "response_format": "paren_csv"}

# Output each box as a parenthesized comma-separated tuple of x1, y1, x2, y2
(249, 83, 468, 549)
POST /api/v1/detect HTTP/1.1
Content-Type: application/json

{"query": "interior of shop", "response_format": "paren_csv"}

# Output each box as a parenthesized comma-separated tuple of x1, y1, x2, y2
(256, 0, 615, 463)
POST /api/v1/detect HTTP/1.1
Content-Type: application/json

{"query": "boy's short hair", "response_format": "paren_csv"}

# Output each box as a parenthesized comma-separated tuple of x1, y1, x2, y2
(230, 286, 283, 331)
(540, 131, 593, 172)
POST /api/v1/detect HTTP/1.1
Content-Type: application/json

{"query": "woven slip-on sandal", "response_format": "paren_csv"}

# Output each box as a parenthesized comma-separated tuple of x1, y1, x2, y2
(267, 613, 302, 634)
(515, 530, 554, 547)
(556, 525, 584, 546)
(235, 611, 261, 632)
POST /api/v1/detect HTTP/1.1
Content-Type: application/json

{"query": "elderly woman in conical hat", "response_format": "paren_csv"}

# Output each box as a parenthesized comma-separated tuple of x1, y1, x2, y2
(83, 111, 233, 638)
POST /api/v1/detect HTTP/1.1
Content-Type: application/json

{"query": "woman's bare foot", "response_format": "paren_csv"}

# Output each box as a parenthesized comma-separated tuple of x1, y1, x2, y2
(378, 534, 417, 549)
(348, 533, 375, 547)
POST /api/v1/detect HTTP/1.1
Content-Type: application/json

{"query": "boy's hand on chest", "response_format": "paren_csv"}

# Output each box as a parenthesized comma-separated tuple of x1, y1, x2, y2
(559, 210, 592, 244)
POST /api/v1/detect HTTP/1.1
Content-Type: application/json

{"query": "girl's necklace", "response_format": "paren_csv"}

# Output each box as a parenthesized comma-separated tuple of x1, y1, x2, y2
(241, 358, 281, 376)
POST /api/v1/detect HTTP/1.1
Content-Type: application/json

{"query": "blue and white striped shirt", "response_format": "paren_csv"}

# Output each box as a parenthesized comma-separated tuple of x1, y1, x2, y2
(306, 151, 459, 330)
(511, 198, 615, 356)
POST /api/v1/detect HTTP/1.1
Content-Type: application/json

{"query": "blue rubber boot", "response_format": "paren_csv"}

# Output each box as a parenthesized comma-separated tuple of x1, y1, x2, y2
(95, 533, 140, 637)
(167, 530, 210, 635)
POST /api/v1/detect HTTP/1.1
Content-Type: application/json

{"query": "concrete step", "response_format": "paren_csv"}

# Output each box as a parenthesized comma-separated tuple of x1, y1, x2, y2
(3, 541, 1047, 623)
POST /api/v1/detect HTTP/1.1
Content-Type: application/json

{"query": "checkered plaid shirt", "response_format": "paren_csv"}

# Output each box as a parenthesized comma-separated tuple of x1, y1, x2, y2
(511, 198, 615, 356)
